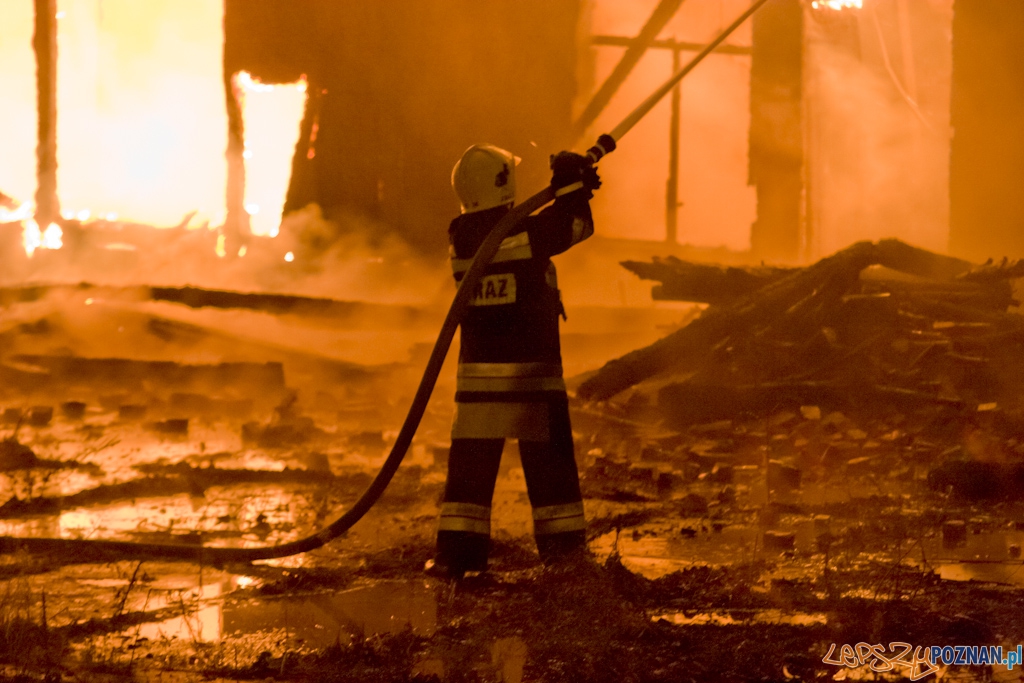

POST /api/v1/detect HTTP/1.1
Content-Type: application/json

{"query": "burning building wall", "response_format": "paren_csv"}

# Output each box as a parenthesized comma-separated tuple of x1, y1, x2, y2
(4, 0, 1019, 275)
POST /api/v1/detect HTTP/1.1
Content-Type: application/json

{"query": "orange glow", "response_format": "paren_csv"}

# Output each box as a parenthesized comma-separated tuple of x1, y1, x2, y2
(586, 0, 755, 248)
(235, 71, 308, 238)
(306, 119, 320, 159)
(4, 2, 308, 246)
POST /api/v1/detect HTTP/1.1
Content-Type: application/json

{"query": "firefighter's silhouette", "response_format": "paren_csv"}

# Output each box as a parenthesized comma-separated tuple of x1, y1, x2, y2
(434, 143, 602, 576)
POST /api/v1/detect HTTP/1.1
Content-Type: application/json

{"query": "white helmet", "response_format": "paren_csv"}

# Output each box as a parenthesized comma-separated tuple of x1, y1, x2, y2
(451, 144, 519, 214)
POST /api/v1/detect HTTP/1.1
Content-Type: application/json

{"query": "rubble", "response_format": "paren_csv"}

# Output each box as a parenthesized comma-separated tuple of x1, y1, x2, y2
(1, 237, 1023, 681)
(0, 438, 38, 470)
(581, 241, 1024, 430)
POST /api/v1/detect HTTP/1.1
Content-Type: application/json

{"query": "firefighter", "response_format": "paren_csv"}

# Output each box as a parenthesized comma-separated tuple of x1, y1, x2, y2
(432, 142, 605, 577)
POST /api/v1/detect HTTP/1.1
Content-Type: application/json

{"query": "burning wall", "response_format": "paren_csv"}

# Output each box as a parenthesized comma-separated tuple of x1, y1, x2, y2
(2, 0, 993, 272)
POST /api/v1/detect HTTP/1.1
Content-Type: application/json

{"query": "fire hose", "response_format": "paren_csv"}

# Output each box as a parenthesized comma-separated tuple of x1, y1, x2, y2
(0, 0, 770, 565)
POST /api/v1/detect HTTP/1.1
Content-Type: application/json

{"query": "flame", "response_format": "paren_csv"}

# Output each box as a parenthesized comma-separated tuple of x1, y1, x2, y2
(235, 70, 308, 238)
(23, 219, 63, 258)
(811, 0, 862, 9)
(4, 4, 312, 250)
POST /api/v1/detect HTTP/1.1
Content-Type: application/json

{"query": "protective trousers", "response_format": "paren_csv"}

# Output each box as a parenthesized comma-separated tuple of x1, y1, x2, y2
(436, 392, 586, 573)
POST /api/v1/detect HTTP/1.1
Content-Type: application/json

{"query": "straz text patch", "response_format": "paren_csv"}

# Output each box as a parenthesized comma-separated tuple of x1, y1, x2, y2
(471, 273, 516, 306)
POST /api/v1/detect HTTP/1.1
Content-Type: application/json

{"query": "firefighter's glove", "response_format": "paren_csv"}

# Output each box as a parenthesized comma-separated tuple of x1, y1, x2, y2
(549, 151, 591, 191)
(582, 165, 602, 192)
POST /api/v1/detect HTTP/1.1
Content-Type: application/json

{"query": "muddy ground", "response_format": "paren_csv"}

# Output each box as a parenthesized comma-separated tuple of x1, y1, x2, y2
(1, 282, 1024, 683)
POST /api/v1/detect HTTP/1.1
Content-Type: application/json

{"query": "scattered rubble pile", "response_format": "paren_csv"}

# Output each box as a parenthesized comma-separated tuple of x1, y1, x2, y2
(587, 240, 1024, 427)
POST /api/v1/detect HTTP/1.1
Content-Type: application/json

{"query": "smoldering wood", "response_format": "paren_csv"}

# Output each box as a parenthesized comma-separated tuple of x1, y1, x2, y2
(0, 465, 363, 520)
(958, 257, 1024, 284)
(5, 355, 286, 395)
(657, 380, 964, 429)
(0, 282, 426, 324)
(859, 266, 1015, 310)
(620, 258, 795, 303)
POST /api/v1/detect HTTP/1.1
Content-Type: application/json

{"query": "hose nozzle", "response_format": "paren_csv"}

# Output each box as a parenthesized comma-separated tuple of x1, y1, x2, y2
(586, 134, 617, 164)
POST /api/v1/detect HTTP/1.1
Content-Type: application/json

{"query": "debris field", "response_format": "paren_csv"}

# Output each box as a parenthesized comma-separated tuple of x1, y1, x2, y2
(0, 240, 1023, 681)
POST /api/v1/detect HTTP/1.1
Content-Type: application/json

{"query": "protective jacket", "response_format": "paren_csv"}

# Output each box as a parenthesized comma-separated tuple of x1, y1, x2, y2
(448, 190, 594, 441)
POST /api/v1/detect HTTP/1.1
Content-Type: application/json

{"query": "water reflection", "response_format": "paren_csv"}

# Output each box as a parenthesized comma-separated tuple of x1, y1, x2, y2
(137, 579, 437, 646)
(936, 562, 1024, 587)
(652, 610, 827, 626)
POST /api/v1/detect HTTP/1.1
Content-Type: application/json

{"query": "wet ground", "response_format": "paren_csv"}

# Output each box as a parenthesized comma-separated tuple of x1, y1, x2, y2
(2, 290, 1024, 682)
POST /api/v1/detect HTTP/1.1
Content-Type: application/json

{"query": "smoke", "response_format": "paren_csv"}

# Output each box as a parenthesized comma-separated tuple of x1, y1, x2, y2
(583, 0, 757, 249)
(255, 203, 453, 306)
(0, 203, 454, 313)
(0, 204, 456, 375)
(804, 0, 953, 258)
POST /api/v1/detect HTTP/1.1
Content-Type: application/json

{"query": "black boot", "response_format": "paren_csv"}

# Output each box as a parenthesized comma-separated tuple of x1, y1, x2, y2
(535, 530, 587, 564)
(432, 530, 490, 578)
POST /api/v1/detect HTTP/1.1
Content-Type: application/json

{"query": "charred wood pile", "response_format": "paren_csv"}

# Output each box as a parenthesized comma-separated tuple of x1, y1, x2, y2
(573, 240, 1024, 502)
(582, 239, 1024, 442)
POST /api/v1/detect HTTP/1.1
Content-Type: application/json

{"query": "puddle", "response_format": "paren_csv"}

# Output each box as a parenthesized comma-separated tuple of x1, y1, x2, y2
(652, 609, 828, 626)
(136, 579, 438, 647)
(591, 525, 766, 578)
(954, 529, 1022, 556)
(1, 486, 322, 547)
(936, 562, 1024, 587)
